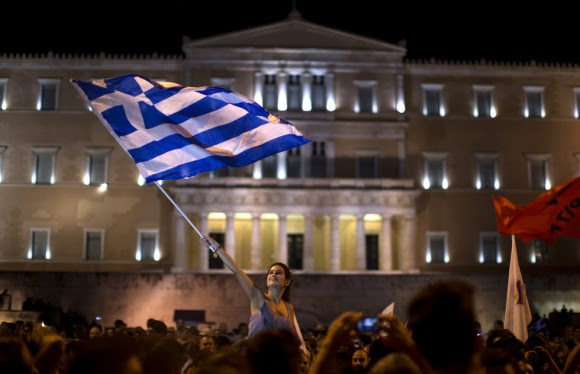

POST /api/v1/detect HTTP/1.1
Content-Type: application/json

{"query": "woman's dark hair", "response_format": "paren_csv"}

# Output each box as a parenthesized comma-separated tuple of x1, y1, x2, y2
(268, 262, 292, 302)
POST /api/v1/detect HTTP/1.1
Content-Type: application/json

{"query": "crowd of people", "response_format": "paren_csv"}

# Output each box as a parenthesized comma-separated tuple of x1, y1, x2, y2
(0, 278, 578, 373)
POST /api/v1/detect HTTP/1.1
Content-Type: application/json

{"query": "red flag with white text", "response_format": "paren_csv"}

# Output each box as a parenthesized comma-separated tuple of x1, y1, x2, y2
(493, 177, 580, 244)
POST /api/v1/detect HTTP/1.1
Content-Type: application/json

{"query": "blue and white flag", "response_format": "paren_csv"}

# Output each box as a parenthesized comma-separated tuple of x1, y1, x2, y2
(71, 74, 309, 183)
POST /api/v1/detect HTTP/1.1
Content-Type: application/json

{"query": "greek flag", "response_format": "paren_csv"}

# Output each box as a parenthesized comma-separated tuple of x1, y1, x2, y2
(71, 74, 309, 183)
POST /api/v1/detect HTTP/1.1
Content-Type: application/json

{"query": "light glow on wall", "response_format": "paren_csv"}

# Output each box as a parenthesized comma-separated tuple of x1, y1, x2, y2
(422, 176, 430, 189)
(490, 106, 497, 118)
(442, 177, 449, 190)
(153, 247, 161, 261)
(302, 88, 312, 111)
(83, 173, 90, 185)
(396, 99, 405, 113)
(545, 179, 551, 190)
(494, 179, 500, 190)
(137, 175, 145, 186)
(496, 250, 502, 264)
(45, 247, 51, 260)
(98, 183, 107, 192)
(326, 97, 336, 112)
(135, 249, 142, 261)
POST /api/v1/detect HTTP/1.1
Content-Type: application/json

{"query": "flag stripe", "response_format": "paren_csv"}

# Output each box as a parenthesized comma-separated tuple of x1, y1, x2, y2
(138, 123, 305, 179)
(143, 134, 305, 183)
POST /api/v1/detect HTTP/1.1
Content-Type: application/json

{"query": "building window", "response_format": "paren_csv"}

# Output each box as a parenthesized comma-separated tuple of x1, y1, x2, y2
(263, 74, 277, 110)
(479, 233, 500, 263)
(527, 154, 551, 190)
(0, 78, 7, 110)
(426, 232, 448, 264)
(311, 75, 326, 111)
(211, 77, 235, 91)
(422, 83, 444, 117)
(286, 148, 301, 178)
(287, 75, 302, 111)
(573, 88, 580, 118)
(355, 81, 376, 113)
(136, 230, 160, 261)
(474, 153, 499, 190)
(261, 155, 277, 178)
(84, 230, 104, 260)
(524, 86, 544, 118)
(208, 233, 225, 269)
(29, 229, 50, 260)
(32, 146, 59, 185)
(366, 234, 379, 270)
(310, 141, 327, 177)
(356, 156, 378, 179)
(473, 85, 495, 118)
(287, 234, 304, 270)
(529, 240, 549, 263)
(84, 147, 112, 186)
(422, 152, 448, 189)
(0, 146, 5, 183)
(37, 79, 60, 111)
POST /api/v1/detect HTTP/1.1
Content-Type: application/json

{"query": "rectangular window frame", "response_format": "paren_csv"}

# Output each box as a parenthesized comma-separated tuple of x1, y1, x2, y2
(84, 229, 104, 261)
(85, 147, 112, 186)
(523, 85, 544, 118)
(32, 146, 59, 185)
(37, 78, 60, 111)
(422, 83, 444, 117)
(474, 153, 499, 190)
(526, 153, 551, 190)
(426, 231, 448, 264)
(29, 228, 51, 260)
(0, 78, 8, 110)
(473, 84, 495, 118)
(479, 232, 500, 263)
(137, 229, 160, 262)
(354, 80, 377, 114)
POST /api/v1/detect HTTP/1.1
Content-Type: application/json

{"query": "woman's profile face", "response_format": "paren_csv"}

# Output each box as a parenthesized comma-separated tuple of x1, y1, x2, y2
(267, 264, 290, 288)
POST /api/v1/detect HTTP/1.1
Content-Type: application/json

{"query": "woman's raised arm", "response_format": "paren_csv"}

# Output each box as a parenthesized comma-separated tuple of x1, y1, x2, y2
(203, 236, 264, 310)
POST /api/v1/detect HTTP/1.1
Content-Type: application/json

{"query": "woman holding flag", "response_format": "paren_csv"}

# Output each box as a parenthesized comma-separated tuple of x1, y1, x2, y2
(205, 236, 305, 347)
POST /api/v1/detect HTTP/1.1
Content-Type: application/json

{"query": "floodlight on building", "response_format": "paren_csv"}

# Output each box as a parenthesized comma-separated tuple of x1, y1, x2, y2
(476, 178, 481, 190)
(45, 247, 51, 260)
(27, 248, 32, 260)
(439, 106, 446, 117)
(496, 250, 502, 264)
(137, 175, 145, 186)
(396, 99, 405, 114)
(153, 247, 161, 261)
(444, 250, 450, 263)
(494, 179, 500, 190)
(135, 249, 142, 261)
(425, 250, 432, 263)
(442, 177, 449, 190)
(478, 251, 484, 264)
(490, 106, 497, 118)
(326, 96, 336, 112)
(545, 179, 551, 190)
(98, 183, 107, 192)
(83, 174, 90, 185)
(422, 177, 430, 190)
(530, 250, 537, 264)
(50, 175, 55, 185)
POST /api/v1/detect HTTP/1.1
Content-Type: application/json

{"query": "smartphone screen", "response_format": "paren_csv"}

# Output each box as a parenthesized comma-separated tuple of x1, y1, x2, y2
(357, 317, 379, 332)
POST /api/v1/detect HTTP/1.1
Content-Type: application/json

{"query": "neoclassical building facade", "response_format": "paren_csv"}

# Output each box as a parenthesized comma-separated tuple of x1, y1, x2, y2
(0, 12, 579, 278)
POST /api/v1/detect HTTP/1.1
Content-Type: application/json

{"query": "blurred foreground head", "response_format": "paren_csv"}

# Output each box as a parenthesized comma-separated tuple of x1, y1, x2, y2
(407, 279, 477, 369)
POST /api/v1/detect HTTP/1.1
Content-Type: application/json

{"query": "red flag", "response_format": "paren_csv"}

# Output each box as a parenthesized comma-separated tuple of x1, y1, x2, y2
(493, 177, 580, 244)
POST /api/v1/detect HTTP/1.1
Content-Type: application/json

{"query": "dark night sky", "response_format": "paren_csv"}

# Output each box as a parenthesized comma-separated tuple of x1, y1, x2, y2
(2, 1, 577, 63)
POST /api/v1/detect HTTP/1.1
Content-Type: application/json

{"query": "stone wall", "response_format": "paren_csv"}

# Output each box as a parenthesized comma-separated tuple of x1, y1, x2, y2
(0, 271, 578, 333)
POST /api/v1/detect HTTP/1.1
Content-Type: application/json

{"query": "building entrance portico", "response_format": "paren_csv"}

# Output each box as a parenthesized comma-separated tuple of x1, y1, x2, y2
(171, 178, 418, 273)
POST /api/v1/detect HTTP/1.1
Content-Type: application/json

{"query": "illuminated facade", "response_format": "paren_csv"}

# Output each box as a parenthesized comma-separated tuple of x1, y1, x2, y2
(0, 13, 579, 276)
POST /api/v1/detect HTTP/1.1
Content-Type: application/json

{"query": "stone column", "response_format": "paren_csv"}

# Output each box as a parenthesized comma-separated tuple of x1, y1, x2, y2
(303, 213, 313, 271)
(301, 72, 312, 111)
(277, 72, 287, 111)
(199, 212, 209, 271)
(330, 214, 340, 271)
(225, 212, 236, 259)
(380, 214, 392, 271)
(399, 215, 417, 271)
(356, 214, 366, 270)
(172, 213, 188, 271)
(325, 73, 335, 111)
(251, 213, 261, 270)
(276, 152, 287, 180)
(254, 72, 264, 106)
(278, 214, 288, 264)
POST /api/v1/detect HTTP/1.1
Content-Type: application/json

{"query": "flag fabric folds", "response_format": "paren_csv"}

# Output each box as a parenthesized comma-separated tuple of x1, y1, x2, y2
(71, 74, 309, 183)
(504, 235, 532, 342)
(493, 177, 580, 244)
